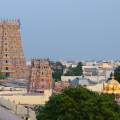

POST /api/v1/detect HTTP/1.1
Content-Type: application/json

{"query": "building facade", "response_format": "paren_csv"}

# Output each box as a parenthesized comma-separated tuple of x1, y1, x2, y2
(0, 19, 27, 79)
(28, 59, 52, 93)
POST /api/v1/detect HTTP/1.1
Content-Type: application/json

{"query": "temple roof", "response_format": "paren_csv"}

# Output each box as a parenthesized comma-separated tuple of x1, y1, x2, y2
(106, 76, 120, 86)
(107, 80, 119, 85)
(103, 75, 120, 94)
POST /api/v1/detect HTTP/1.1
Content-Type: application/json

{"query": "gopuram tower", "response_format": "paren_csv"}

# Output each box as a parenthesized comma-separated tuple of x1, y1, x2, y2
(0, 19, 26, 79)
(28, 59, 52, 93)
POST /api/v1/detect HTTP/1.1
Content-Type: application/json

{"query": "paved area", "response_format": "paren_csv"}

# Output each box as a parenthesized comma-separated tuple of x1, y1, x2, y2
(0, 106, 23, 120)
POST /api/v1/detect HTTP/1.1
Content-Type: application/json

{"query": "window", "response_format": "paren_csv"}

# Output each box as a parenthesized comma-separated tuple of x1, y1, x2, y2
(6, 67, 8, 70)
(39, 91, 44, 94)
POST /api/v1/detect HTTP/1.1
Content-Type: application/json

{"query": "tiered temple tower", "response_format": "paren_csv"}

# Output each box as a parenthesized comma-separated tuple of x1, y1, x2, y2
(28, 59, 52, 93)
(0, 19, 26, 79)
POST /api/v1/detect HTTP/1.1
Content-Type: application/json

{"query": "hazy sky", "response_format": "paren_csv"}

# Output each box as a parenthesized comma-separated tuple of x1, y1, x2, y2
(0, 0, 120, 60)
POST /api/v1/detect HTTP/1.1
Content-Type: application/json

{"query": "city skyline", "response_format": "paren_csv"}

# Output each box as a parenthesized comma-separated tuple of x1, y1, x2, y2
(0, 0, 120, 60)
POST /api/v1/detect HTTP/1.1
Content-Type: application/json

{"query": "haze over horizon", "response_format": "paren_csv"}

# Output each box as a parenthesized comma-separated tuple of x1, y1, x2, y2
(0, 0, 120, 60)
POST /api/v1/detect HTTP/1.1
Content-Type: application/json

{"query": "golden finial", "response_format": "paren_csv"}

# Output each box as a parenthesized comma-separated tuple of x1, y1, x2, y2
(112, 73, 115, 80)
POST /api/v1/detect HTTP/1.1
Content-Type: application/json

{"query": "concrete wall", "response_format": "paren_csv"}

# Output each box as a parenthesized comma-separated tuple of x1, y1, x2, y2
(87, 83, 103, 93)
(1, 89, 52, 105)
(0, 97, 36, 120)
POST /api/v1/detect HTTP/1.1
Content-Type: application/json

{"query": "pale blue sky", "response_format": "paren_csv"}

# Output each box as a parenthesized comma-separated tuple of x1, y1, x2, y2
(0, 0, 120, 60)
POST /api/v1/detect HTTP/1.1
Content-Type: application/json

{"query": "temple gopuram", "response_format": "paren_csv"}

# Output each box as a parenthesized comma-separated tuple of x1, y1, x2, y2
(28, 59, 52, 93)
(0, 19, 27, 79)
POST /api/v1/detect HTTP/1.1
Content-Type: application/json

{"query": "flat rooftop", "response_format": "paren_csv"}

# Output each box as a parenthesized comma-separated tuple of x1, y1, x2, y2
(0, 79, 28, 88)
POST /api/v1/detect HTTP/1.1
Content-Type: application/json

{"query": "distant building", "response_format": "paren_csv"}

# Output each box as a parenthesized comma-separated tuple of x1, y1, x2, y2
(61, 76, 83, 82)
(61, 75, 100, 86)
(0, 19, 27, 79)
(82, 60, 114, 81)
(69, 77, 91, 86)
(83, 66, 98, 76)
(60, 60, 78, 68)
(28, 59, 52, 93)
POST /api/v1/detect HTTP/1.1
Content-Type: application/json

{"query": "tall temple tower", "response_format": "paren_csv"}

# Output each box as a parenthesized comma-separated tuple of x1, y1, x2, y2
(0, 19, 26, 79)
(28, 59, 52, 93)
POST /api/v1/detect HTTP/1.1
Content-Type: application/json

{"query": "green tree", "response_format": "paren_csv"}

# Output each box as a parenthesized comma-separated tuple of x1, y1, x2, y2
(52, 62, 64, 82)
(52, 70, 63, 81)
(114, 66, 120, 83)
(64, 62, 83, 76)
(36, 86, 120, 120)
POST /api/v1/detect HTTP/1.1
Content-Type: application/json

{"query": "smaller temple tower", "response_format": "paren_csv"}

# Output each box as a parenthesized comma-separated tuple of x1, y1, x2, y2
(28, 59, 52, 93)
